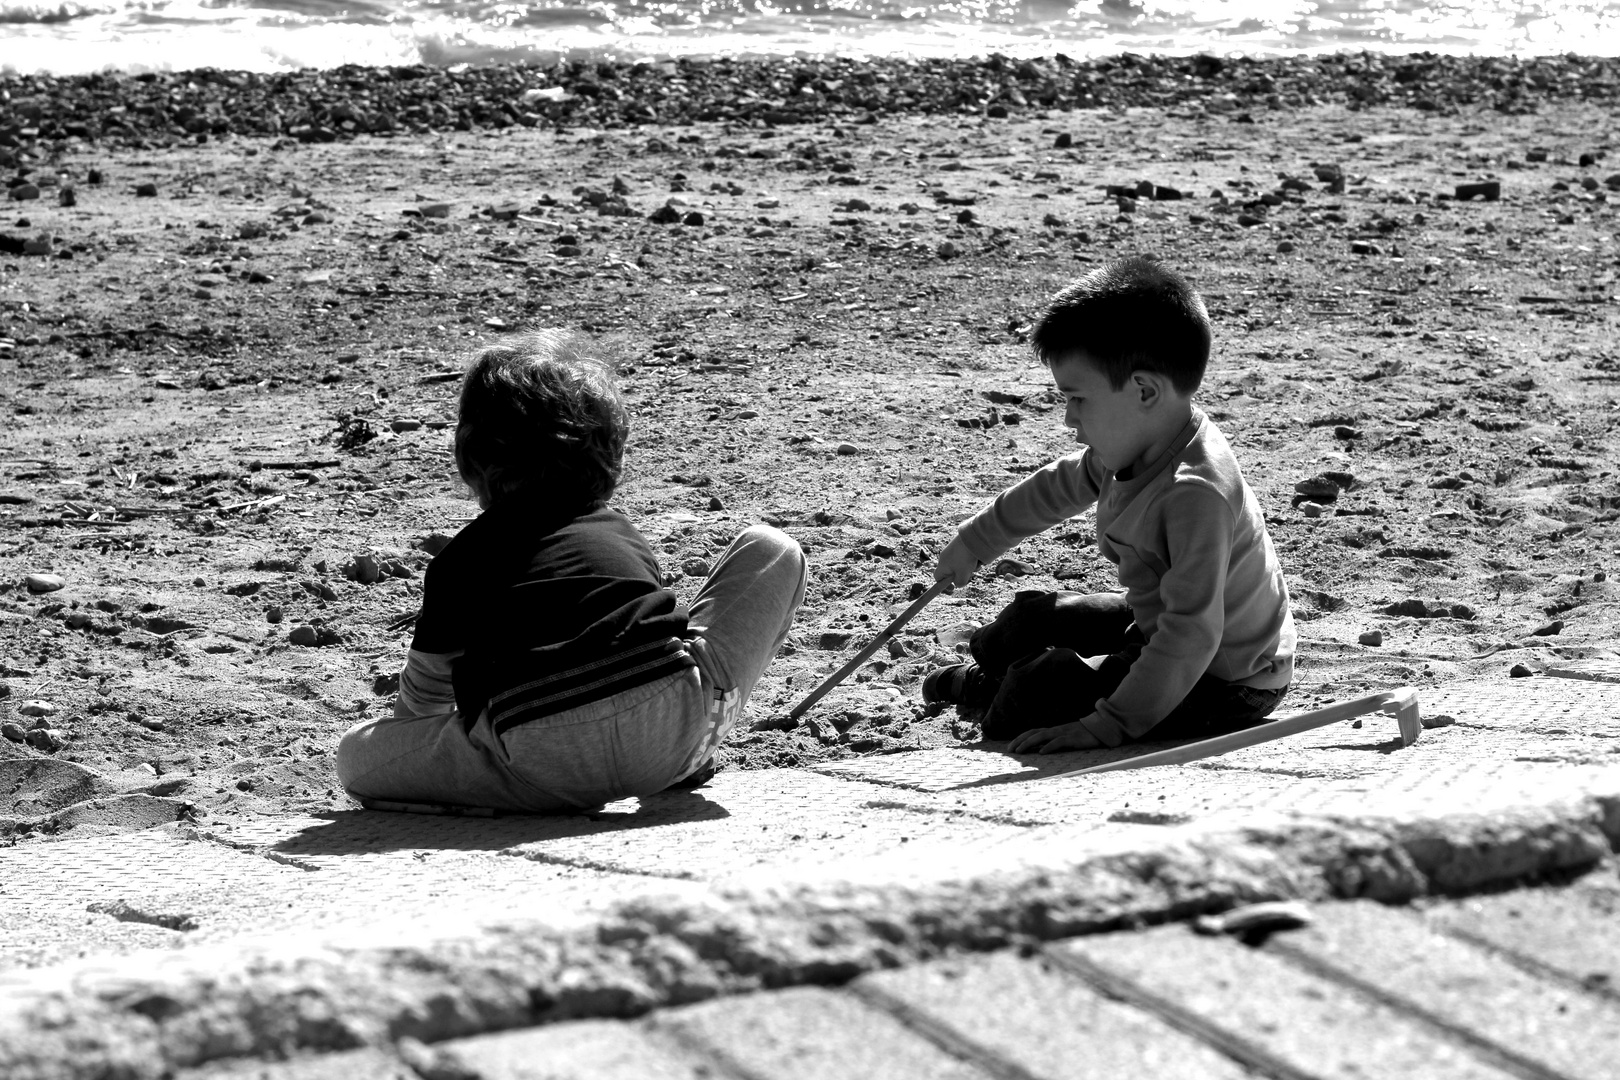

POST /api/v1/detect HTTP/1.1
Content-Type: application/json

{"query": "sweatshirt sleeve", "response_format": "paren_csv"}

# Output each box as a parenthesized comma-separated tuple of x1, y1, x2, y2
(956, 450, 1104, 565)
(1081, 483, 1233, 745)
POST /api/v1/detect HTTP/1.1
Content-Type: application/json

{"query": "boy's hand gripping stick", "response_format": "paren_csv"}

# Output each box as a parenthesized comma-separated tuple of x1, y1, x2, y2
(1044, 687, 1422, 779)
(788, 579, 952, 722)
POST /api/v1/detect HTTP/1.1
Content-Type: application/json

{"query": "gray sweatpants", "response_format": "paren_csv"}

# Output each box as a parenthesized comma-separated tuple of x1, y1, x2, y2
(335, 524, 807, 812)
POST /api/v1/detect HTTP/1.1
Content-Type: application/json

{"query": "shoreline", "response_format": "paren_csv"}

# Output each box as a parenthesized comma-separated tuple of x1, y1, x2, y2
(2, 52, 1619, 150)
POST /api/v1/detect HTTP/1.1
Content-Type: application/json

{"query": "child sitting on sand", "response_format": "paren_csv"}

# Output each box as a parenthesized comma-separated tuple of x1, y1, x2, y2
(337, 329, 806, 811)
(925, 256, 1294, 753)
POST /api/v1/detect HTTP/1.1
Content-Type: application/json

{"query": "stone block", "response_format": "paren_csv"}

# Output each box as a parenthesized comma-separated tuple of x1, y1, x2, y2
(1055, 922, 1519, 1079)
(858, 948, 1251, 1078)
(437, 1020, 710, 1080)
(654, 985, 984, 1080)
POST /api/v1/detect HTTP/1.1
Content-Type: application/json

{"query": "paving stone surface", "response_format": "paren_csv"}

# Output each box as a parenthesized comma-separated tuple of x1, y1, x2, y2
(1054, 923, 1519, 1080)
(652, 985, 991, 1080)
(1271, 899, 1620, 1080)
(1423, 866, 1620, 998)
(434, 1022, 712, 1080)
(855, 948, 1254, 1079)
(164, 879, 1620, 1080)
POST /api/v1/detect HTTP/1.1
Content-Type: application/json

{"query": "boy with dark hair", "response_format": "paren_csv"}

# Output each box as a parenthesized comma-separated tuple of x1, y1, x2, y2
(924, 256, 1295, 753)
(337, 329, 806, 811)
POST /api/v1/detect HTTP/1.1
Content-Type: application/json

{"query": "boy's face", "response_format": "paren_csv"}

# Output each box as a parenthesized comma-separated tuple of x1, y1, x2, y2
(1049, 352, 1158, 475)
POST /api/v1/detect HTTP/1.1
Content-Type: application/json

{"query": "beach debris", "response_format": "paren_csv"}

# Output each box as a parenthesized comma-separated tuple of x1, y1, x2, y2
(1194, 900, 1313, 937)
(24, 573, 65, 593)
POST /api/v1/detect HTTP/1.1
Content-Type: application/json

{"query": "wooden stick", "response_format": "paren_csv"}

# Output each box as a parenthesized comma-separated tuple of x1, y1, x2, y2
(788, 578, 952, 722)
(1040, 687, 1421, 779)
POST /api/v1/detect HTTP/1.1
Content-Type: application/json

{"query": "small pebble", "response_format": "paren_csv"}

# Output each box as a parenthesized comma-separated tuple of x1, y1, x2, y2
(288, 625, 319, 647)
(995, 558, 1036, 577)
(17, 699, 56, 718)
(389, 418, 423, 433)
(1359, 629, 1383, 646)
(1299, 501, 1327, 518)
(1422, 713, 1457, 729)
(707, 495, 724, 511)
(937, 240, 961, 260)
(25, 573, 64, 593)
(1509, 663, 1534, 678)
(141, 716, 166, 732)
(681, 557, 711, 577)
(836, 442, 859, 456)
(1276, 240, 1296, 253)
(418, 202, 452, 218)
(1531, 619, 1564, 636)
(192, 577, 207, 587)
(134, 182, 158, 197)
(265, 605, 284, 624)
(0, 720, 25, 742)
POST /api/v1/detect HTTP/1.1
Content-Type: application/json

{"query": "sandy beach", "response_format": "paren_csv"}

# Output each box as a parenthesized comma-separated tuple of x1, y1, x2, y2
(3, 61, 1619, 831)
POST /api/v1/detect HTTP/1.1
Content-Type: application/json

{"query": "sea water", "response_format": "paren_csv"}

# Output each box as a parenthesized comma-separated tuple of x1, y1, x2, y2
(0, 0, 1616, 75)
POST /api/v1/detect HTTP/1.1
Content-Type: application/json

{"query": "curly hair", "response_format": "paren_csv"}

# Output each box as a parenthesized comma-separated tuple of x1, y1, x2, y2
(1030, 256, 1212, 395)
(453, 329, 629, 511)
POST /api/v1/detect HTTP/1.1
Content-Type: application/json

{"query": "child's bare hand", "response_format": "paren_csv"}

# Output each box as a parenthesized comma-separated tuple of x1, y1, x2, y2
(935, 535, 981, 589)
(1008, 719, 1104, 755)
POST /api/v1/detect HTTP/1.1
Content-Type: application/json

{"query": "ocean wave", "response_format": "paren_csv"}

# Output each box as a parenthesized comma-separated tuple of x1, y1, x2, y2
(0, 0, 1615, 73)
(0, 0, 118, 23)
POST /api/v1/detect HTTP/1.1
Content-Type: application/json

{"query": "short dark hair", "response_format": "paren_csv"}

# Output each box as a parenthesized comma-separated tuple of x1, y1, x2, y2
(1030, 256, 1212, 394)
(454, 329, 628, 511)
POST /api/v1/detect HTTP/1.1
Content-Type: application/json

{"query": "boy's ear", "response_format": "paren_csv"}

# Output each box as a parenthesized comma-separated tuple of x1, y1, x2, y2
(1131, 370, 1166, 407)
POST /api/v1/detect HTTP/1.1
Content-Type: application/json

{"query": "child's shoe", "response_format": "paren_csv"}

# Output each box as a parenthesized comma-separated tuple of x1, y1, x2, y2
(921, 663, 998, 708)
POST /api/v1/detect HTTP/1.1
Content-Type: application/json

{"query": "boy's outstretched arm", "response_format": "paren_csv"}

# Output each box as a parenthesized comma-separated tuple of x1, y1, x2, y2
(934, 533, 981, 588)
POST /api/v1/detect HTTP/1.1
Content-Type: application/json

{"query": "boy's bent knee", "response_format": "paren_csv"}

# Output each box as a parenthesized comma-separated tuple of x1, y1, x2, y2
(737, 523, 802, 562)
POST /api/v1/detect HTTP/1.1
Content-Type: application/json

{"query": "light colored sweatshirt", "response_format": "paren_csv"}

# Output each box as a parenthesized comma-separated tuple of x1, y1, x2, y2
(956, 408, 1295, 745)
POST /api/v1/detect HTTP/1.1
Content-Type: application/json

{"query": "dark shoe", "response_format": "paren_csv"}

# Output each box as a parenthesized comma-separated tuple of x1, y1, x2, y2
(922, 663, 998, 708)
(663, 758, 717, 791)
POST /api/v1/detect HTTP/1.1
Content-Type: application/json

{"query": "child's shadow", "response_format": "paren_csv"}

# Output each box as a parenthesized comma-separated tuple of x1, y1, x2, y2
(272, 789, 730, 859)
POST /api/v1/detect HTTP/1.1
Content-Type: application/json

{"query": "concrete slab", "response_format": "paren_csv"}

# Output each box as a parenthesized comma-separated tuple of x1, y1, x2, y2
(1052, 923, 1519, 1080)
(1270, 899, 1620, 1080)
(652, 985, 990, 1080)
(1424, 868, 1620, 1000)
(855, 948, 1254, 1079)
(434, 1022, 713, 1080)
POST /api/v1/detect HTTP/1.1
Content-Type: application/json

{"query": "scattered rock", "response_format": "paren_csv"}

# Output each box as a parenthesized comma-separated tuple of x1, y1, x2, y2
(1454, 180, 1501, 201)
(707, 495, 725, 511)
(1422, 713, 1457, 728)
(1509, 663, 1535, 678)
(25, 728, 66, 752)
(344, 554, 382, 584)
(1294, 475, 1342, 500)
(1299, 501, 1327, 518)
(681, 557, 711, 577)
(937, 240, 962, 260)
(134, 182, 158, 197)
(16, 700, 56, 718)
(287, 625, 319, 647)
(419, 533, 455, 556)
(389, 418, 423, 433)
(1, 721, 25, 742)
(818, 630, 854, 650)
(265, 605, 284, 624)
(994, 558, 1036, 577)
(1531, 619, 1564, 636)
(24, 573, 64, 593)
(836, 442, 859, 456)
(1358, 630, 1383, 646)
